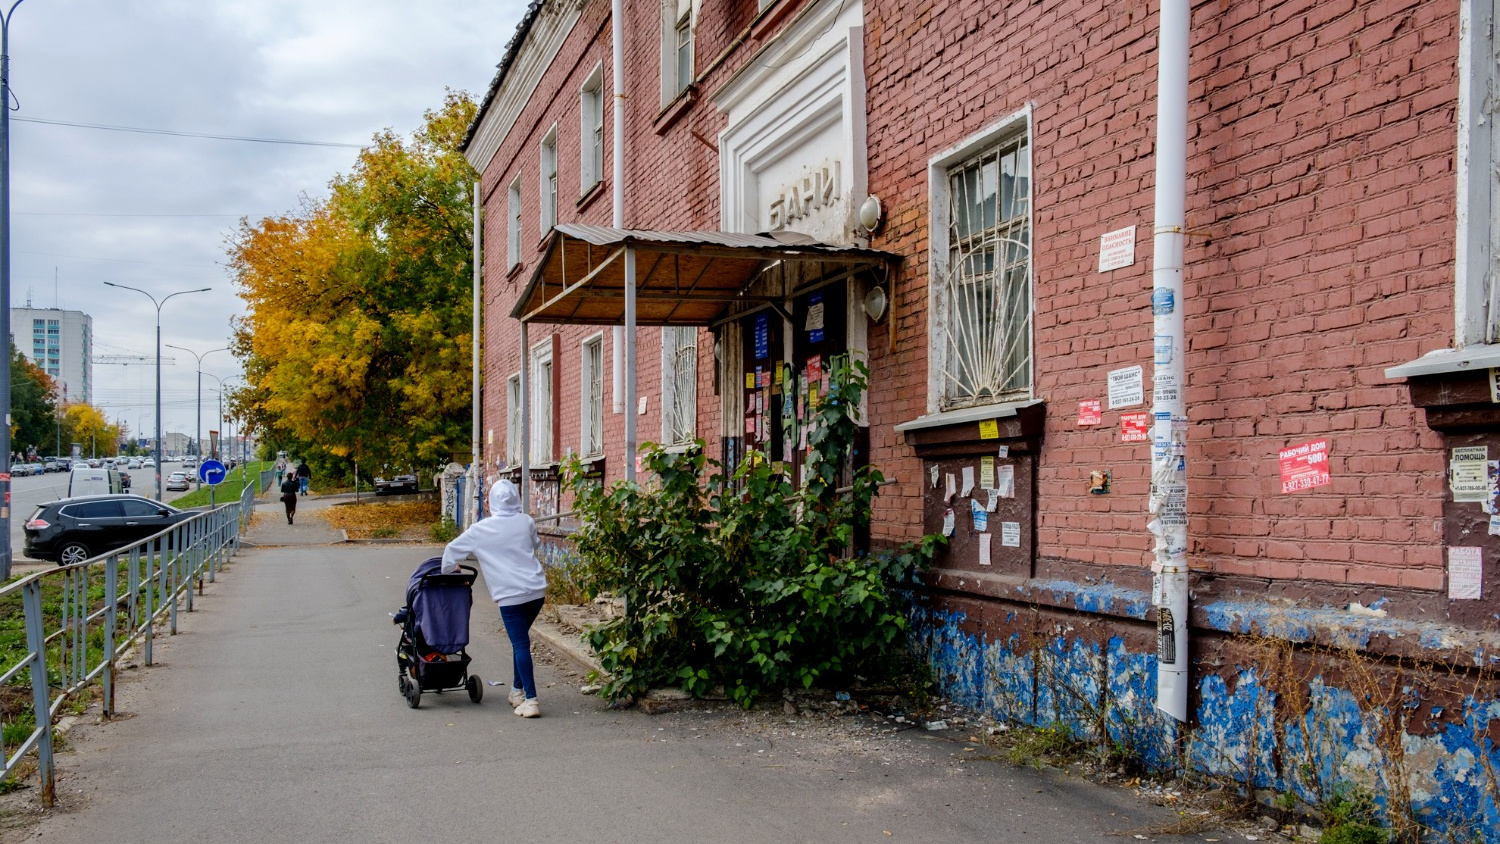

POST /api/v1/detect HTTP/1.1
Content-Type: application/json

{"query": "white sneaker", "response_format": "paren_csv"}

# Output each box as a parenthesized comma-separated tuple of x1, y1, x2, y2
(513, 698, 540, 718)
(507, 688, 525, 707)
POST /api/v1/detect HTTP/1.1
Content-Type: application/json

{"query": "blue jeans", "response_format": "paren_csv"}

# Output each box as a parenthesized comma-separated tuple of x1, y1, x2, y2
(499, 598, 545, 700)
(298, 476, 309, 495)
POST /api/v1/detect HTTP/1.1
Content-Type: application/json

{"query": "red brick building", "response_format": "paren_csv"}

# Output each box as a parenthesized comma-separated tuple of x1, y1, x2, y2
(464, 0, 1499, 830)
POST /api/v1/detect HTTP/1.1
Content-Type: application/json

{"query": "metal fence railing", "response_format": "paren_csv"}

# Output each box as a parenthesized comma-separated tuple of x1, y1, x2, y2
(0, 483, 257, 806)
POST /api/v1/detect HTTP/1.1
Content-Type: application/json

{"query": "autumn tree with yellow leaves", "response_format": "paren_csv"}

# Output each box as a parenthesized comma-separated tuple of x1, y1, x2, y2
(230, 92, 477, 475)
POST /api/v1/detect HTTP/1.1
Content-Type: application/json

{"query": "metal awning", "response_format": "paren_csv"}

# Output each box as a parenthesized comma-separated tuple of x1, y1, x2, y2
(512, 224, 896, 326)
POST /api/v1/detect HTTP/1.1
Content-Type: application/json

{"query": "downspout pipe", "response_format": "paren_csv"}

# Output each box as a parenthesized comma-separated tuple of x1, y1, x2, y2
(520, 321, 531, 512)
(1150, 0, 1190, 724)
(611, 0, 626, 416)
(472, 179, 483, 524)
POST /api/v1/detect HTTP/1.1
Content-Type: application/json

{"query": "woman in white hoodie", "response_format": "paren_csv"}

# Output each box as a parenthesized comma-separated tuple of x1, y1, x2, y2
(440, 479, 549, 717)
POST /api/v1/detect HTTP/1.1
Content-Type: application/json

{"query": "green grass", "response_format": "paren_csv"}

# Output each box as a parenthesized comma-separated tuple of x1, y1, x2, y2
(168, 461, 271, 509)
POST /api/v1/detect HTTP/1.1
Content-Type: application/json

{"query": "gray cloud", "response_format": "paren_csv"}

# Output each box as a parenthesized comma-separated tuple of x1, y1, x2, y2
(8, 0, 518, 443)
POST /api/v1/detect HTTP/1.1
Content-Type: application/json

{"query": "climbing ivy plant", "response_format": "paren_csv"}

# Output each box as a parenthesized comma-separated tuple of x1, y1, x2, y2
(565, 355, 945, 707)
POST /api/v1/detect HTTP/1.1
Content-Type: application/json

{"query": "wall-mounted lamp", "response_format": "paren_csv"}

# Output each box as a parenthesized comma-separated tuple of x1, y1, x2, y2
(863, 285, 888, 322)
(857, 194, 883, 234)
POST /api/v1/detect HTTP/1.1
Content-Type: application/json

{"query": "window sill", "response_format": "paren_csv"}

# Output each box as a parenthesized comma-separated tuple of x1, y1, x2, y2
(506, 260, 525, 280)
(653, 86, 697, 136)
(576, 180, 605, 213)
(1385, 344, 1500, 379)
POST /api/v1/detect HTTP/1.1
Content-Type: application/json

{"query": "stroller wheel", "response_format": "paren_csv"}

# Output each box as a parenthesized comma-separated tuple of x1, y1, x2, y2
(467, 674, 483, 704)
(404, 677, 421, 709)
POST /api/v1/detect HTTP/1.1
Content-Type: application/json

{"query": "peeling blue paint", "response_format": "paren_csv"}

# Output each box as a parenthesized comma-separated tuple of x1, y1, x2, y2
(910, 591, 1500, 839)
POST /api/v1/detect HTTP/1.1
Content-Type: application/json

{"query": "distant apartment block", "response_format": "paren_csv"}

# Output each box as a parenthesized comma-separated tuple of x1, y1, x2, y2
(12, 308, 92, 404)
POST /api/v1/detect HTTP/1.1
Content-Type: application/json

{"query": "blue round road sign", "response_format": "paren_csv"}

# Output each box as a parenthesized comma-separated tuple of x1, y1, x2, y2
(198, 459, 227, 485)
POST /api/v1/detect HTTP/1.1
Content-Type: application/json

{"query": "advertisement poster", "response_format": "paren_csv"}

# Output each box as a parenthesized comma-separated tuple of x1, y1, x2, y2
(1107, 366, 1144, 409)
(1278, 439, 1331, 493)
(1450, 446, 1489, 503)
(1078, 400, 1102, 426)
(1120, 412, 1150, 443)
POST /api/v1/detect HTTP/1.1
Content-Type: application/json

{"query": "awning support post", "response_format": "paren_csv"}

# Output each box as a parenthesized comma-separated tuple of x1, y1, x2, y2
(624, 246, 637, 482)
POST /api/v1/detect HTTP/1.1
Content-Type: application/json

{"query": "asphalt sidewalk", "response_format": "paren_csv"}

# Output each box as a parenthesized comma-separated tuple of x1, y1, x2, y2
(4, 494, 1237, 844)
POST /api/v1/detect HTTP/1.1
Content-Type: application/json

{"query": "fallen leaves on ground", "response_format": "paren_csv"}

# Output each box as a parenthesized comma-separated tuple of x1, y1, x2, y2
(320, 500, 440, 539)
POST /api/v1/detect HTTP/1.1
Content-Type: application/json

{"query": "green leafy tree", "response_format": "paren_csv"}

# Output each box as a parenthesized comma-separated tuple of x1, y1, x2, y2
(229, 90, 476, 475)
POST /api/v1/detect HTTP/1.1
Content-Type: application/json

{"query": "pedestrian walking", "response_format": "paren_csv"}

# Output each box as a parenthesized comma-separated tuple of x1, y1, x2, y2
(280, 475, 299, 524)
(296, 460, 311, 496)
(440, 479, 548, 718)
(275, 458, 286, 487)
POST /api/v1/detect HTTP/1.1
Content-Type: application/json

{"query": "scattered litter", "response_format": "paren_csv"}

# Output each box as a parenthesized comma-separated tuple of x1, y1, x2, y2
(924, 720, 948, 731)
(487, 680, 504, 686)
(581, 683, 603, 695)
(835, 691, 850, 701)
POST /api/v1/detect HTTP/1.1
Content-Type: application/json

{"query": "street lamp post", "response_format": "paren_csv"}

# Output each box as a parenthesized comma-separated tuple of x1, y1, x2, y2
(165, 344, 228, 487)
(0, 0, 28, 580)
(102, 283, 211, 499)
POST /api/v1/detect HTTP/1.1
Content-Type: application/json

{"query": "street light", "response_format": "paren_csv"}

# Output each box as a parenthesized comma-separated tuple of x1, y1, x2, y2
(0, 0, 29, 579)
(165, 344, 229, 487)
(203, 372, 242, 461)
(102, 283, 211, 499)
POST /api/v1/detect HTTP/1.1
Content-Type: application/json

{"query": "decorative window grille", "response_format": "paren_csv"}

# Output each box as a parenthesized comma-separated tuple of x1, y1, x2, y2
(506, 374, 523, 465)
(662, 326, 697, 445)
(941, 136, 1031, 409)
(580, 68, 604, 191)
(581, 337, 604, 457)
(540, 129, 558, 231)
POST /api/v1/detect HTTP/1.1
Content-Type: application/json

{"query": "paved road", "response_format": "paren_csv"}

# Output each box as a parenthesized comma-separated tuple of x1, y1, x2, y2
(6, 461, 200, 575)
(11, 497, 1233, 843)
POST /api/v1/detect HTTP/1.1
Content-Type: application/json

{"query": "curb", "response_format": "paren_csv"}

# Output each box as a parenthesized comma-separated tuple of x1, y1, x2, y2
(532, 619, 601, 677)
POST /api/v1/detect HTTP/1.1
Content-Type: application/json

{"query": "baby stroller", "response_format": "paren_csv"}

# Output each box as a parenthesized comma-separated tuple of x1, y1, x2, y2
(393, 557, 483, 708)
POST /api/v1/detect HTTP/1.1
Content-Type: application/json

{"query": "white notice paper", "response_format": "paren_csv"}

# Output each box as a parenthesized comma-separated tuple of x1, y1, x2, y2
(945, 473, 956, 500)
(1451, 446, 1489, 503)
(941, 508, 955, 537)
(961, 466, 975, 497)
(996, 465, 1015, 498)
(996, 446, 1009, 458)
(1489, 515, 1500, 536)
(1449, 546, 1483, 600)
(930, 465, 939, 488)
(978, 533, 992, 566)
(984, 490, 998, 513)
(1001, 522, 1021, 547)
(1107, 366, 1145, 409)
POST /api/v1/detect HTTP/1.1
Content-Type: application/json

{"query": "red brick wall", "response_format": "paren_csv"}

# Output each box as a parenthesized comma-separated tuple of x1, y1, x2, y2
(476, 0, 1459, 596)
(860, 0, 1456, 589)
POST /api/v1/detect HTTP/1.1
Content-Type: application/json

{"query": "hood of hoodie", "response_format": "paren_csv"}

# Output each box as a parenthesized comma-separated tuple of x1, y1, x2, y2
(490, 479, 522, 516)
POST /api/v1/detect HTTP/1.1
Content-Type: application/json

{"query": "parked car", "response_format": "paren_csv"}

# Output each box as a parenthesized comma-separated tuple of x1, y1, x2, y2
(165, 471, 190, 491)
(23, 494, 194, 566)
(375, 473, 419, 495)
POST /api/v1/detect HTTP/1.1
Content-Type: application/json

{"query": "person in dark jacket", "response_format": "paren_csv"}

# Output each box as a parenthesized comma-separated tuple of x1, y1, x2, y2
(295, 461, 311, 496)
(280, 475, 299, 524)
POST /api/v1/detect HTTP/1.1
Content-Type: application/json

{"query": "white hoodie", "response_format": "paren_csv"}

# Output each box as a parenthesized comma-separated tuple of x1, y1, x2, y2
(440, 479, 548, 607)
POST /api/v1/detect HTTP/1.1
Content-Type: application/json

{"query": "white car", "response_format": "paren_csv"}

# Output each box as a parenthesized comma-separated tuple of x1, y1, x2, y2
(165, 471, 190, 491)
(127, 459, 142, 469)
(142, 459, 156, 469)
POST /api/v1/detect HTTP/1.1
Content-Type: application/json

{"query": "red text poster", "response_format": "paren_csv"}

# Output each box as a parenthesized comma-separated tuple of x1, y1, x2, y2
(1077, 400, 1102, 426)
(1120, 412, 1150, 442)
(1278, 439, 1331, 493)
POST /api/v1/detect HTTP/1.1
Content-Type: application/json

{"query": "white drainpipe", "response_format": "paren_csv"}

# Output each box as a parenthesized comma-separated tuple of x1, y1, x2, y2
(611, 0, 626, 416)
(1150, 0, 1190, 723)
(471, 180, 483, 523)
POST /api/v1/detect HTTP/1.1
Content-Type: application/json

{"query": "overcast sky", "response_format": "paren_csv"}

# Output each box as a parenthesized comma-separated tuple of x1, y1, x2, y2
(9, 0, 522, 450)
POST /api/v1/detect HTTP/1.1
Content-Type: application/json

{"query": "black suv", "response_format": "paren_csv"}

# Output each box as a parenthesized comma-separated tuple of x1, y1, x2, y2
(23, 495, 194, 566)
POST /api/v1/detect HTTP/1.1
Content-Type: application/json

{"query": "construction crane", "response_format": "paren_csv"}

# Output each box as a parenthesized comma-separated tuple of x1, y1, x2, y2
(95, 355, 175, 365)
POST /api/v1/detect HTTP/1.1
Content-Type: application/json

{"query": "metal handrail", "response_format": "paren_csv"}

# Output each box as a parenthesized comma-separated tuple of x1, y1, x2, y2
(0, 482, 257, 806)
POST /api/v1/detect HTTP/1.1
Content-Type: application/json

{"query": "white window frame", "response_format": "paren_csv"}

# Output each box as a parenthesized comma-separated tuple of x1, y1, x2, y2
(661, 326, 697, 446)
(579, 333, 604, 458)
(530, 339, 555, 464)
(660, 0, 693, 105)
(540, 126, 559, 232)
(926, 108, 1034, 414)
(580, 65, 604, 192)
(506, 373, 523, 466)
(507, 176, 523, 269)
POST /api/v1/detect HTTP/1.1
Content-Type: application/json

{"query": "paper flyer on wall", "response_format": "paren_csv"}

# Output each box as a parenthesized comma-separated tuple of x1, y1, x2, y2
(996, 465, 1015, 498)
(978, 533, 992, 566)
(971, 499, 987, 532)
(980, 456, 995, 489)
(984, 489, 998, 513)
(961, 466, 975, 497)
(1450, 446, 1489, 503)
(1448, 546, 1483, 600)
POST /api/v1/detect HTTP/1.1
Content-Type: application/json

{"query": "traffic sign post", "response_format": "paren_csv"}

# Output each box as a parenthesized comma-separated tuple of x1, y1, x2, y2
(199, 459, 227, 507)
